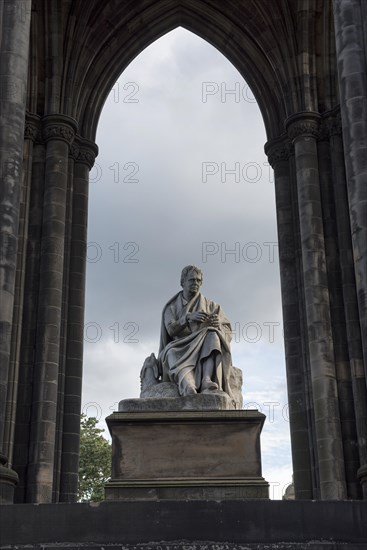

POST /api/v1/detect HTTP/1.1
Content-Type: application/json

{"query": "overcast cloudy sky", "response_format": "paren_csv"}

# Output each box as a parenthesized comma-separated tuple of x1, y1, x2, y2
(81, 28, 292, 499)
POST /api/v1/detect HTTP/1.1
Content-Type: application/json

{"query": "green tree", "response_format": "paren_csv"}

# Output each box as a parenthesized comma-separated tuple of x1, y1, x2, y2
(78, 414, 111, 502)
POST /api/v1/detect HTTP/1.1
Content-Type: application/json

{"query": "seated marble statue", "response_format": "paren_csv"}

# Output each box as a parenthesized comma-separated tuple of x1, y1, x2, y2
(158, 265, 235, 398)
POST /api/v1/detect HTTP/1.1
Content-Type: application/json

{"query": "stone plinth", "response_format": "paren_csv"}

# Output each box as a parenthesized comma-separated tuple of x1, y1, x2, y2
(119, 391, 239, 412)
(105, 409, 268, 500)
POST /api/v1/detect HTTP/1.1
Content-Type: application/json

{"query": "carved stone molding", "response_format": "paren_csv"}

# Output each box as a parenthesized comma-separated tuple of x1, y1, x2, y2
(71, 135, 99, 169)
(69, 143, 80, 161)
(285, 111, 321, 142)
(264, 134, 293, 168)
(325, 110, 342, 138)
(314, 107, 342, 141)
(24, 112, 41, 143)
(42, 114, 78, 145)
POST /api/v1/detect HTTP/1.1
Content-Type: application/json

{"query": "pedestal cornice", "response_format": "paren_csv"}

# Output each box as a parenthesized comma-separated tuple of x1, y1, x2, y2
(106, 409, 265, 425)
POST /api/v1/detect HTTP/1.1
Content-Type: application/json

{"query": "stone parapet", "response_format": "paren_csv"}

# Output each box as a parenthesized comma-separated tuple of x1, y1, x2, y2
(1, 501, 367, 547)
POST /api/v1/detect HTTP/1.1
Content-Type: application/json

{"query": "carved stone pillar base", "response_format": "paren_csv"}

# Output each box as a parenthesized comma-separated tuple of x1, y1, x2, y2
(105, 410, 268, 501)
(0, 453, 18, 504)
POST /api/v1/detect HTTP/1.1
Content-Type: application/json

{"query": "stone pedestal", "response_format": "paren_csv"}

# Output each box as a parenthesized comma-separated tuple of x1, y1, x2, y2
(105, 409, 268, 500)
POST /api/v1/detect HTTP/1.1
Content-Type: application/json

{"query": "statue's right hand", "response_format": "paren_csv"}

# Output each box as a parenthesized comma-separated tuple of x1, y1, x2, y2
(187, 311, 208, 323)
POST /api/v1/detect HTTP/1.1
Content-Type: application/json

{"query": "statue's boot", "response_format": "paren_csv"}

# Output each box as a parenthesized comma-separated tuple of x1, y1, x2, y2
(201, 377, 219, 392)
(181, 372, 197, 396)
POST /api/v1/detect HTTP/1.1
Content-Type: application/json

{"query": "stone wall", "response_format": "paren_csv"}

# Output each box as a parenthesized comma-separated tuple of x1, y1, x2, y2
(1, 501, 367, 549)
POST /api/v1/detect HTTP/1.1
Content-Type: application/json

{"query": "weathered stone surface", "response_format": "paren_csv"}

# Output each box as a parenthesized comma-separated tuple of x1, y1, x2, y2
(334, 0, 367, 380)
(105, 410, 268, 500)
(285, 112, 346, 500)
(120, 392, 239, 412)
(139, 366, 243, 410)
(1, 500, 367, 548)
(1, 544, 365, 550)
(0, 0, 32, 502)
(0, 454, 18, 504)
(141, 381, 180, 398)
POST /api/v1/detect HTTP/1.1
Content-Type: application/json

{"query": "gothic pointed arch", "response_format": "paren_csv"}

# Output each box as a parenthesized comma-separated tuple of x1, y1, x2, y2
(1, 0, 366, 504)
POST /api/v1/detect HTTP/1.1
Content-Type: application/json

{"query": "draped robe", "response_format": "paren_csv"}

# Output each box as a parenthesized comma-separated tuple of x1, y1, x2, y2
(158, 291, 234, 397)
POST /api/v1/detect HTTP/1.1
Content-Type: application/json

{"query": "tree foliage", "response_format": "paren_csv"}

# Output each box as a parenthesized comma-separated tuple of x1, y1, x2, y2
(78, 414, 111, 502)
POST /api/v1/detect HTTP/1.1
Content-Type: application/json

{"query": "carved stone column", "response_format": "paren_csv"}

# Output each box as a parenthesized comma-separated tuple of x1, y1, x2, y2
(59, 137, 98, 502)
(328, 110, 367, 499)
(333, 0, 367, 497)
(12, 120, 46, 502)
(265, 136, 314, 499)
(318, 112, 361, 498)
(3, 114, 41, 470)
(286, 112, 347, 499)
(333, 0, 367, 376)
(27, 115, 77, 503)
(0, 0, 32, 504)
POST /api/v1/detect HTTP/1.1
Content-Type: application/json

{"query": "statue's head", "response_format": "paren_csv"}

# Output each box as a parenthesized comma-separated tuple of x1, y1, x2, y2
(180, 265, 203, 287)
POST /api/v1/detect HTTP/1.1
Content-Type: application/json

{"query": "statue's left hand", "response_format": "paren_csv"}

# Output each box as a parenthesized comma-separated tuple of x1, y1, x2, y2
(208, 313, 220, 328)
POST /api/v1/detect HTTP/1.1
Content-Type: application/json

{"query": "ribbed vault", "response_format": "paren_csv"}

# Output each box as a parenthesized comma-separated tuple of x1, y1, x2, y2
(28, 0, 338, 142)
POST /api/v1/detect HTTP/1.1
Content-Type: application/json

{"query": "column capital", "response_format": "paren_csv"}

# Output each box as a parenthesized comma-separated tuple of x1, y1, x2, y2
(42, 114, 78, 145)
(70, 135, 99, 169)
(264, 134, 292, 168)
(24, 112, 42, 143)
(285, 111, 321, 142)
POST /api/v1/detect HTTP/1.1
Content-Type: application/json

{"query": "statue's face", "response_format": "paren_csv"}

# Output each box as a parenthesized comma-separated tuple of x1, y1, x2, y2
(182, 270, 202, 297)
